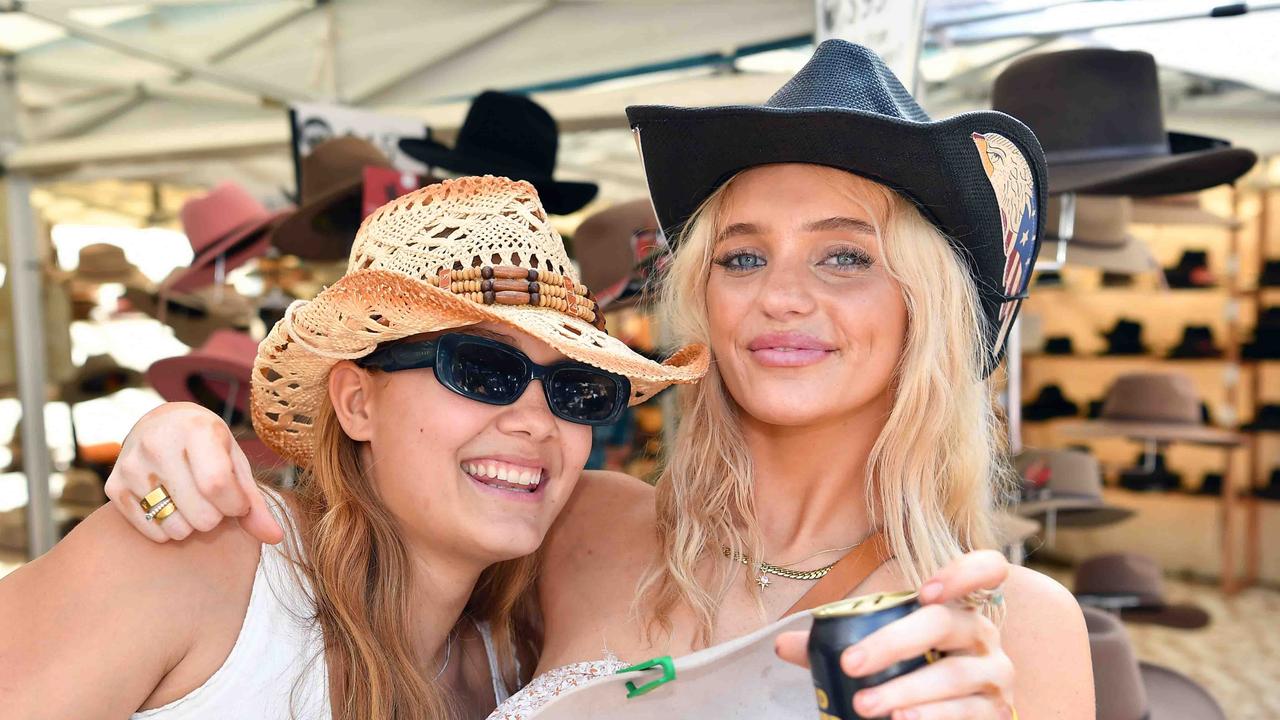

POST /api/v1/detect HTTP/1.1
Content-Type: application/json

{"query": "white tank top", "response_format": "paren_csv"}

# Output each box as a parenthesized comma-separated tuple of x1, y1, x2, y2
(132, 494, 510, 719)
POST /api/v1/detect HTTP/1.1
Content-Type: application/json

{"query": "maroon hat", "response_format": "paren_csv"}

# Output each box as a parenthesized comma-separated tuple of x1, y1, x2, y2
(1075, 553, 1210, 630)
(146, 329, 257, 417)
(165, 183, 288, 294)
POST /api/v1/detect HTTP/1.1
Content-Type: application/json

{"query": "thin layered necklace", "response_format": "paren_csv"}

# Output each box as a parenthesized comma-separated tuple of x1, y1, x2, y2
(721, 540, 863, 589)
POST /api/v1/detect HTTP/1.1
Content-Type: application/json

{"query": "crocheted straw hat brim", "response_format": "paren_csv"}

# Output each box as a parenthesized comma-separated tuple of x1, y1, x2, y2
(248, 175, 707, 467)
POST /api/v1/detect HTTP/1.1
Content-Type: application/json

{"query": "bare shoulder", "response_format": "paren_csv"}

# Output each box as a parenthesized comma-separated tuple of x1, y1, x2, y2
(0, 505, 261, 717)
(1000, 565, 1094, 719)
(537, 471, 658, 670)
(543, 470, 656, 562)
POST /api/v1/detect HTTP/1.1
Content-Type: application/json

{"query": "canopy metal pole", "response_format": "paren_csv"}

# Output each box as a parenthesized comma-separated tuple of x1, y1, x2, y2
(5, 175, 55, 558)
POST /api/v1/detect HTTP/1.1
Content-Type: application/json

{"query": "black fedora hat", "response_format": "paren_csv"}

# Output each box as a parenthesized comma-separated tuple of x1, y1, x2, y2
(1164, 250, 1215, 289)
(1260, 259, 1280, 287)
(1167, 325, 1222, 360)
(1257, 469, 1280, 501)
(1101, 318, 1146, 356)
(1242, 404, 1280, 432)
(398, 91, 597, 215)
(1119, 450, 1182, 492)
(1023, 383, 1079, 421)
(627, 39, 1047, 376)
(993, 48, 1256, 196)
(1243, 306, 1280, 359)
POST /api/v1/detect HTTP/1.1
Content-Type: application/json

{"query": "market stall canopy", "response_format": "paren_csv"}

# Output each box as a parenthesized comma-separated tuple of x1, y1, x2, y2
(0, 0, 1277, 193)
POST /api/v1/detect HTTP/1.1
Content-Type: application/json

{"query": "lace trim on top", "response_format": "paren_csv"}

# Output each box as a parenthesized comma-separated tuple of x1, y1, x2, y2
(485, 659, 627, 720)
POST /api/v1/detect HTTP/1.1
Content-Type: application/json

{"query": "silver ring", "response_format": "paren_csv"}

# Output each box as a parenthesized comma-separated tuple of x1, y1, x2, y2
(143, 496, 173, 522)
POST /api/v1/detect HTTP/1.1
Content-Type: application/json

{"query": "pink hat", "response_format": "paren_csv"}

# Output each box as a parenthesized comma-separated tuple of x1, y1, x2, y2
(146, 329, 258, 416)
(165, 183, 289, 294)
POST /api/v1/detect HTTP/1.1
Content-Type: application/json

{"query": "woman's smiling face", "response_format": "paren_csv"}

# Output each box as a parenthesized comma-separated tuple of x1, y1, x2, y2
(704, 164, 908, 428)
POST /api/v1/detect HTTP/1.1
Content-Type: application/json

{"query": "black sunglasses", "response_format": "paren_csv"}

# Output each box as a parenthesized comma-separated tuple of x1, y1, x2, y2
(355, 333, 631, 426)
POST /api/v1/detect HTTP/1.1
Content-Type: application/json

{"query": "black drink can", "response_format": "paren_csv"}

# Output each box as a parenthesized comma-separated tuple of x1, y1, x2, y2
(807, 591, 935, 720)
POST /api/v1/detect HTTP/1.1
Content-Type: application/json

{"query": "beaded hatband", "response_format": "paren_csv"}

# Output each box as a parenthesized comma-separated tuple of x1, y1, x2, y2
(429, 265, 604, 331)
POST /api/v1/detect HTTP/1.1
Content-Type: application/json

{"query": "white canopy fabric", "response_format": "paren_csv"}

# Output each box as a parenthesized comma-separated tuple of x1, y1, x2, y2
(1, 0, 1278, 190)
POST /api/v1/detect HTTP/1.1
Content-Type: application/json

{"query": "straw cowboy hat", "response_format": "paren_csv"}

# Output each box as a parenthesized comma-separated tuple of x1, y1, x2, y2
(1075, 553, 1209, 629)
(1014, 448, 1134, 527)
(627, 39, 1046, 376)
(398, 91, 598, 215)
(1083, 606, 1225, 720)
(1061, 373, 1241, 446)
(1043, 196, 1158, 275)
(253, 176, 708, 466)
(993, 48, 1256, 196)
(164, 182, 289, 294)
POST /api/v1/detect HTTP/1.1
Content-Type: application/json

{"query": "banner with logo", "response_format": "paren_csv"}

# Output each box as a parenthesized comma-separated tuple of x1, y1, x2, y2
(815, 0, 928, 92)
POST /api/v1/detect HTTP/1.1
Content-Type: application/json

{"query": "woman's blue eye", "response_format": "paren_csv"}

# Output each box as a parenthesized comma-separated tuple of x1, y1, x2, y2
(822, 249, 872, 268)
(715, 251, 766, 271)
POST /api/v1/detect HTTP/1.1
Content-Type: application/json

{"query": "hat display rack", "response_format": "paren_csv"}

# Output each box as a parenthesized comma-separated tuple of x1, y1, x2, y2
(998, 49, 1274, 595)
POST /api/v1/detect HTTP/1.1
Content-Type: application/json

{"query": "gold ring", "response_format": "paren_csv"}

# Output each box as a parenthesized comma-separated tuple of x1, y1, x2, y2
(140, 485, 177, 522)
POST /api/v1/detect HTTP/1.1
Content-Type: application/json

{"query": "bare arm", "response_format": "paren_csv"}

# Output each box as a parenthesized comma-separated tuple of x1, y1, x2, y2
(1001, 565, 1094, 719)
(0, 506, 260, 719)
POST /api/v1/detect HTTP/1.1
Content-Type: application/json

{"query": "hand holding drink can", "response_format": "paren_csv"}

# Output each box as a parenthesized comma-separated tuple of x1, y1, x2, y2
(807, 591, 938, 720)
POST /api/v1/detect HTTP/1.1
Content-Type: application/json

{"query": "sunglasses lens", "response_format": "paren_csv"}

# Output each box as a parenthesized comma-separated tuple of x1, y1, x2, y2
(550, 368, 624, 424)
(449, 342, 527, 402)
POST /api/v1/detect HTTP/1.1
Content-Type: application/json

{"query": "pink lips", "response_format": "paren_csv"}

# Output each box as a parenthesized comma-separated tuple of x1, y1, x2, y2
(746, 331, 836, 368)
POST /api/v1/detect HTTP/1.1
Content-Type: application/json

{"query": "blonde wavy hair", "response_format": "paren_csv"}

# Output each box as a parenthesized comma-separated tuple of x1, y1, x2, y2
(277, 385, 540, 719)
(638, 169, 1014, 643)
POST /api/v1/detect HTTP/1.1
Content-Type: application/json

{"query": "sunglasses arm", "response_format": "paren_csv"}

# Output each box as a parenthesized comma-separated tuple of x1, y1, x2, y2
(356, 341, 439, 372)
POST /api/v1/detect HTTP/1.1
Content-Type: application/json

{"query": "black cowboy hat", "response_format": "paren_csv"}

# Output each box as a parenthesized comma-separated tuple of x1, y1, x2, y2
(993, 48, 1257, 196)
(627, 39, 1047, 376)
(398, 91, 597, 215)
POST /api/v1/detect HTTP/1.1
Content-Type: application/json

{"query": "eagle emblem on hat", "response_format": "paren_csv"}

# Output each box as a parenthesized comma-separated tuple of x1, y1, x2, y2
(973, 131, 1037, 350)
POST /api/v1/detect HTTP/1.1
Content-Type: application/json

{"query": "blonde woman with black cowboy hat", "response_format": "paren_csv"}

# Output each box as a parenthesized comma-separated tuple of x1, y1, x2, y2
(0, 177, 706, 720)
(99, 41, 1092, 719)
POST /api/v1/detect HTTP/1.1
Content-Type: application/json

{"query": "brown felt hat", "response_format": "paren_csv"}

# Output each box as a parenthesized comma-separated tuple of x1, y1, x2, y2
(1084, 606, 1224, 720)
(271, 137, 400, 261)
(1061, 373, 1241, 446)
(993, 48, 1256, 196)
(1075, 553, 1210, 630)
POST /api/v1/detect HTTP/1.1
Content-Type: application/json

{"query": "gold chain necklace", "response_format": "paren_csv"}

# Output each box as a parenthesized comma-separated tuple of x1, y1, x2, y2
(721, 547, 843, 589)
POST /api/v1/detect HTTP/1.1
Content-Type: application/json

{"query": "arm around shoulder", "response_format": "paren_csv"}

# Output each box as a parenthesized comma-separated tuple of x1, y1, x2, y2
(1001, 565, 1094, 720)
(0, 505, 261, 719)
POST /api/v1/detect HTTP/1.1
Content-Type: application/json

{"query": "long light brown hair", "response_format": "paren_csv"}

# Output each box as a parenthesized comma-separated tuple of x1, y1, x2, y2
(637, 169, 1014, 644)
(277, 391, 541, 719)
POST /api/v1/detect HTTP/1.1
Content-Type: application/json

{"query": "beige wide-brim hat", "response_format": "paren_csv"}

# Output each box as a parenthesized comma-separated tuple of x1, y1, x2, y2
(254, 175, 709, 466)
(1131, 194, 1240, 228)
(1045, 196, 1158, 275)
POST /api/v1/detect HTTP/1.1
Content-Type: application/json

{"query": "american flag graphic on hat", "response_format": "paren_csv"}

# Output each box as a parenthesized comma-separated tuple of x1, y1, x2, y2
(973, 131, 1038, 351)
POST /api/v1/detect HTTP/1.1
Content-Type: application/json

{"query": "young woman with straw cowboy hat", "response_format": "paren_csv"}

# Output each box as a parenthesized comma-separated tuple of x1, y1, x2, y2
(100, 41, 1092, 719)
(0, 176, 705, 720)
